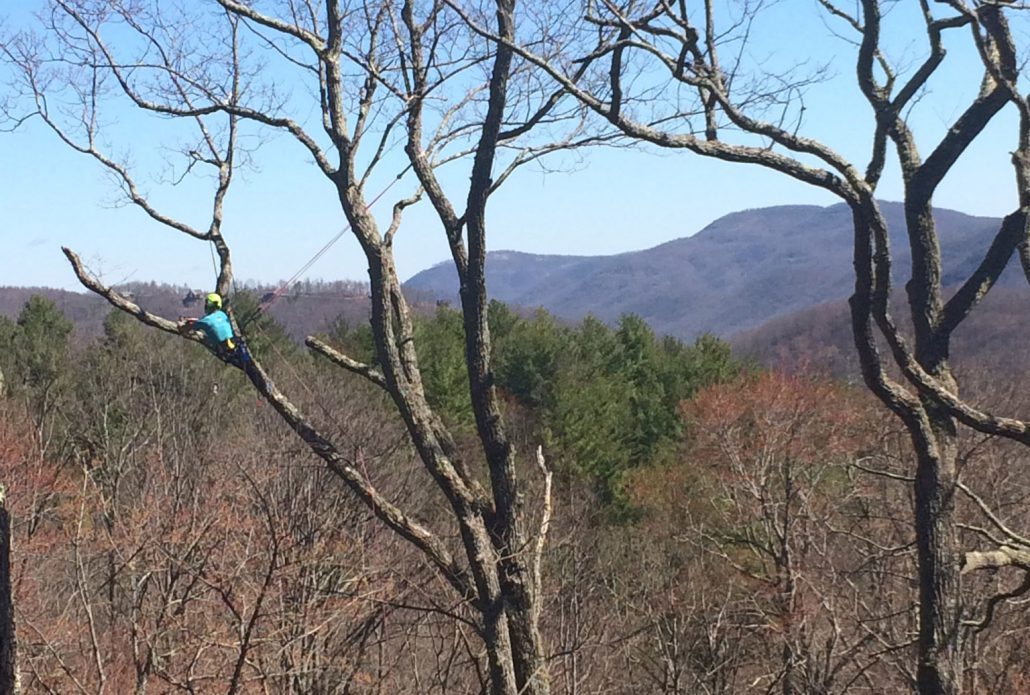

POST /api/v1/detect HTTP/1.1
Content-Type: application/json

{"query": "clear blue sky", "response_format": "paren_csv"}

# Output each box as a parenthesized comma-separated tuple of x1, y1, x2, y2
(1, 1, 1023, 292)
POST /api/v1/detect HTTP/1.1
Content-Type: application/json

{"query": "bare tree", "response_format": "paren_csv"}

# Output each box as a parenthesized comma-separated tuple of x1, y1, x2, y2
(0, 485, 19, 695)
(456, 0, 1030, 692)
(0, 1, 589, 692)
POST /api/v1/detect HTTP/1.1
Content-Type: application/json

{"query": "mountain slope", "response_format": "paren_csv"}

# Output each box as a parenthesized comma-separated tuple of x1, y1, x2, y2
(406, 202, 1011, 339)
(6, 202, 1017, 351)
(731, 285, 1030, 388)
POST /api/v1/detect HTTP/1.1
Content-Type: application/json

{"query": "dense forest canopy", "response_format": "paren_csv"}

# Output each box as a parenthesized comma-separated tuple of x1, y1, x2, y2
(1, 296, 1030, 692)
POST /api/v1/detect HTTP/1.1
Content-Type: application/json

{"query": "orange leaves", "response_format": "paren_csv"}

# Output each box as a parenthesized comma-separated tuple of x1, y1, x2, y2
(682, 371, 873, 471)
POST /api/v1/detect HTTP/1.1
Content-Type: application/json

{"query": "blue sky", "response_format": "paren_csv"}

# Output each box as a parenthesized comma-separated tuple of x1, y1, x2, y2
(1, 1, 1024, 292)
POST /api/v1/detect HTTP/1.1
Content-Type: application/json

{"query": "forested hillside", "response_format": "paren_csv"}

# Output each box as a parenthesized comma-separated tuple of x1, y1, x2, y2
(732, 286, 1030, 385)
(9, 269, 1026, 393)
(406, 202, 1015, 340)
(0, 280, 412, 342)
(3, 295, 1030, 692)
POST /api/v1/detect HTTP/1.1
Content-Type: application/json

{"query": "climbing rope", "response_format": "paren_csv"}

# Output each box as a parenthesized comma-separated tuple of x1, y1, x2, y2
(208, 239, 219, 279)
(219, 164, 416, 439)
(255, 228, 347, 314)
(243, 164, 414, 322)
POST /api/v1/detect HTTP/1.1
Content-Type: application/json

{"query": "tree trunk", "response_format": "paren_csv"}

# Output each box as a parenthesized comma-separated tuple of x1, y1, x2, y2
(848, 200, 966, 695)
(904, 188, 964, 695)
(459, 0, 549, 690)
(498, 564, 548, 695)
(0, 488, 19, 695)
(913, 409, 962, 695)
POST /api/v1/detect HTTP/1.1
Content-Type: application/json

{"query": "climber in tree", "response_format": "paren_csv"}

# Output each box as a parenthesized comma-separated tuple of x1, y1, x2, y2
(178, 293, 252, 372)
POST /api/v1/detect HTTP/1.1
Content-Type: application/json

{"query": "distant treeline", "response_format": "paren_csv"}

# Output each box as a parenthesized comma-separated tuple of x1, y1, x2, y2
(0, 281, 426, 343)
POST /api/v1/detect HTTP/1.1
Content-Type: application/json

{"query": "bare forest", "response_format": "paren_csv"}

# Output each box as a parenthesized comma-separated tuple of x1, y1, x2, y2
(4, 1, 1030, 694)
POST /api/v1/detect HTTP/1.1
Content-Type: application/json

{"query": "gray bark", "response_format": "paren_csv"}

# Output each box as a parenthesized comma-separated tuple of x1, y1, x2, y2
(0, 487, 19, 695)
(461, 0, 548, 691)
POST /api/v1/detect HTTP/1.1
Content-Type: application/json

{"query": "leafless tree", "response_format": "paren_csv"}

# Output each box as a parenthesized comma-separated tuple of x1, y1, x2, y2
(0, 485, 19, 695)
(454, 0, 1030, 692)
(0, 1, 594, 692)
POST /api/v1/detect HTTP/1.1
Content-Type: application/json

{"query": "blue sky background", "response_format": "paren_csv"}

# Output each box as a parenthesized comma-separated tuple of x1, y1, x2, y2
(1, 1, 1025, 292)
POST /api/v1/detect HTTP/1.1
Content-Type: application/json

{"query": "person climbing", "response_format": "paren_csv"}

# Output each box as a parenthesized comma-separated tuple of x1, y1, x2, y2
(178, 293, 253, 373)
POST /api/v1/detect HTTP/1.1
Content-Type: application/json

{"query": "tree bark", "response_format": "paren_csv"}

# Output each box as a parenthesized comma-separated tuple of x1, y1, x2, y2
(0, 487, 19, 695)
(460, 0, 548, 691)
(912, 415, 962, 695)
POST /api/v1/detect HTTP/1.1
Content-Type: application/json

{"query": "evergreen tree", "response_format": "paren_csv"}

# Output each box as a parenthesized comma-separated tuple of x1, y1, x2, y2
(413, 306, 474, 426)
(14, 296, 73, 395)
(493, 307, 565, 410)
(0, 316, 16, 399)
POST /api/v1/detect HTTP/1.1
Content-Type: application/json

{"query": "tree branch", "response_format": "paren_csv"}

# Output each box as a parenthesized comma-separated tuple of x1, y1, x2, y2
(306, 336, 388, 390)
(531, 446, 552, 630)
(62, 248, 475, 601)
(62, 248, 190, 337)
(939, 209, 1027, 337)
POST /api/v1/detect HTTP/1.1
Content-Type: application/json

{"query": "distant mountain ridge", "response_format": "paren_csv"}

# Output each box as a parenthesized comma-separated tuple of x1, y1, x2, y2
(5, 203, 1021, 359)
(405, 202, 1014, 340)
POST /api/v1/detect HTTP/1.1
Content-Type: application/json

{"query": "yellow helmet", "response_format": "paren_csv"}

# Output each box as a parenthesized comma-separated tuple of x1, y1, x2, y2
(205, 293, 223, 311)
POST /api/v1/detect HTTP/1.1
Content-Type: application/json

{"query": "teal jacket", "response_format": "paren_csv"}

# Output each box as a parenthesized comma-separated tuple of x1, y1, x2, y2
(194, 310, 235, 346)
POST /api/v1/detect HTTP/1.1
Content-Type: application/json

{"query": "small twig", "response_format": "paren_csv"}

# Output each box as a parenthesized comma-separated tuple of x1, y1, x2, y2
(851, 456, 915, 482)
(957, 480, 1030, 548)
